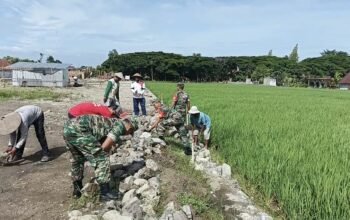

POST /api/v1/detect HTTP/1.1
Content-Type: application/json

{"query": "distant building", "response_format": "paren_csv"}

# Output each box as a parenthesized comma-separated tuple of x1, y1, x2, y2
(245, 78, 253, 84)
(8, 62, 70, 87)
(339, 73, 350, 90)
(263, 77, 277, 86)
(0, 59, 11, 78)
(307, 76, 332, 88)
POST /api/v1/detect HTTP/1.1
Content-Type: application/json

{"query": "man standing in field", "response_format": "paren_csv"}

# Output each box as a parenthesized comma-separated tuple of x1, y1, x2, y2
(103, 72, 123, 104)
(131, 73, 146, 116)
(189, 106, 211, 149)
(171, 82, 191, 154)
(63, 115, 138, 201)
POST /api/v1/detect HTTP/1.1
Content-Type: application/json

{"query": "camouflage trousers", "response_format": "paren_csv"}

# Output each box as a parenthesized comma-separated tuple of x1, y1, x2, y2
(177, 123, 190, 148)
(63, 120, 110, 184)
(162, 110, 191, 148)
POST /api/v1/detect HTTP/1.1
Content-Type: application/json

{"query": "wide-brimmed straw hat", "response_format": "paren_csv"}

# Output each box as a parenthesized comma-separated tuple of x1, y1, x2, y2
(188, 106, 200, 114)
(113, 72, 124, 79)
(132, 73, 143, 78)
(0, 112, 21, 135)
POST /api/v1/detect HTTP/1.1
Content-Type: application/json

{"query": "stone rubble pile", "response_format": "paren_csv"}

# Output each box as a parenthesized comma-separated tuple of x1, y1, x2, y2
(68, 102, 272, 220)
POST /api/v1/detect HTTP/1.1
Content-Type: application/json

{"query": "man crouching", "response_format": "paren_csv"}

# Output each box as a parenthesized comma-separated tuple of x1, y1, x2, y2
(63, 115, 138, 201)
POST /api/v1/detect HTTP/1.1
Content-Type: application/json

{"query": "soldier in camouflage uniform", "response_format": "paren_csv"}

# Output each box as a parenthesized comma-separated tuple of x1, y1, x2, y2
(171, 83, 191, 153)
(147, 100, 169, 138)
(63, 115, 138, 201)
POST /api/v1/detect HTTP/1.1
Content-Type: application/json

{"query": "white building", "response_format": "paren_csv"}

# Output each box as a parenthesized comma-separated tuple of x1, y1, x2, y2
(9, 62, 70, 87)
(263, 77, 277, 86)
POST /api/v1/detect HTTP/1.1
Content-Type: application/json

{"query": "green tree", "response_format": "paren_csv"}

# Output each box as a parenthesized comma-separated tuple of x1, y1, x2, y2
(289, 44, 299, 63)
(46, 55, 62, 63)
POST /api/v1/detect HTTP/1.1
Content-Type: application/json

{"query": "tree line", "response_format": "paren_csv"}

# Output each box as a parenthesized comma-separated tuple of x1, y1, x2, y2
(3, 47, 350, 86)
(99, 47, 350, 86)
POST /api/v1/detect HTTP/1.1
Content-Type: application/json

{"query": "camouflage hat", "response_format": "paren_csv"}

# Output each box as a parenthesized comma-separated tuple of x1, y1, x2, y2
(177, 82, 184, 89)
(123, 116, 139, 131)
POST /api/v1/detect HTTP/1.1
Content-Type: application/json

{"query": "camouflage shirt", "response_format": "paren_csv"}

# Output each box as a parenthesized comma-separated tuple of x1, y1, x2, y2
(173, 90, 190, 116)
(64, 115, 125, 147)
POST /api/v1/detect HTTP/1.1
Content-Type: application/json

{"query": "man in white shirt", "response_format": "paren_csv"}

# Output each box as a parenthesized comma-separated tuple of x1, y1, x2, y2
(0, 105, 50, 163)
(130, 73, 146, 116)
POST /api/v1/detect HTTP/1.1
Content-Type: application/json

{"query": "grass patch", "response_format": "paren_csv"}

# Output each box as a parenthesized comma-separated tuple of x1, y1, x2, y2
(69, 195, 99, 210)
(148, 82, 350, 219)
(153, 137, 224, 220)
(0, 87, 69, 102)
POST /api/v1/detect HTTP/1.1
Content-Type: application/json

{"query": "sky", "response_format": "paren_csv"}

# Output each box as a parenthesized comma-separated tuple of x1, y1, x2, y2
(0, 0, 349, 66)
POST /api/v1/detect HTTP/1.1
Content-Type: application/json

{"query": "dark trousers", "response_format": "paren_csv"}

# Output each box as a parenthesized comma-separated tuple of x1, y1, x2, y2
(16, 112, 49, 157)
(133, 97, 146, 116)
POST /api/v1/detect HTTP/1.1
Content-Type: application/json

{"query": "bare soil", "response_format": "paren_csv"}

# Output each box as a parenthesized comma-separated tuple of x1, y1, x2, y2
(0, 82, 120, 220)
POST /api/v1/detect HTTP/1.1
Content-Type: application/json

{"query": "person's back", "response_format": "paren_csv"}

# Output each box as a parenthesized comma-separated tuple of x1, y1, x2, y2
(191, 112, 211, 129)
(68, 102, 114, 118)
(15, 105, 42, 125)
(173, 90, 189, 117)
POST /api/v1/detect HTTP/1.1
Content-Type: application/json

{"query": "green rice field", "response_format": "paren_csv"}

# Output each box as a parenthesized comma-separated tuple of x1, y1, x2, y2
(147, 82, 350, 219)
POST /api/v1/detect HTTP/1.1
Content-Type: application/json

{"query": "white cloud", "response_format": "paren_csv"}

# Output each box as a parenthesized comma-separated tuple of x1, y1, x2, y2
(0, 0, 349, 65)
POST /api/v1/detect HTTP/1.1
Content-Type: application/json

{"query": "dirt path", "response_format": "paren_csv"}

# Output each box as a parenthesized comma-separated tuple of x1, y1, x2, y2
(0, 81, 148, 220)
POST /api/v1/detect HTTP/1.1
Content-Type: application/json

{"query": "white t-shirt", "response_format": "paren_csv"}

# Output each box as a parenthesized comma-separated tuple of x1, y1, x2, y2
(131, 81, 145, 98)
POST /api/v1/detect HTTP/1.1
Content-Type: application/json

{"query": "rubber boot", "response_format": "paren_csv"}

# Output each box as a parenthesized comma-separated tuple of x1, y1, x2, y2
(99, 183, 118, 201)
(72, 180, 83, 198)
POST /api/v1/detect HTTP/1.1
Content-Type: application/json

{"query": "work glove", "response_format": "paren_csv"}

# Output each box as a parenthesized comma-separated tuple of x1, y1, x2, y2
(103, 97, 107, 103)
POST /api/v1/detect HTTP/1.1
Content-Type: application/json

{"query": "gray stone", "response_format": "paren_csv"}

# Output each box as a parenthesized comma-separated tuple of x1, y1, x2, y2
(122, 197, 143, 220)
(104, 200, 116, 210)
(151, 138, 166, 146)
(119, 181, 132, 193)
(133, 167, 146, 178)
(122, 189, 136, 205)
(85, 202, 95, 209)
(141, 204, 156, 218)
(145, 148, 152, 155)
(134, 178, 148, 186)
(146, 159, 159, 172)
(124, 176, 135, 185)
(148, 177, 160, 189)
(166, 126, 177, 136)
(77, 215, 99, 220)
(258, 213, 273, 220)
(222, 163, 232, 178)
(140, 132, 152, 139)
(136, 183, 150, 195)
(68, 210, 82, 218)
(181, 205, 192, 220)
(102, 210, 132, 220)
(81, 183, 99, 197)
(173, 210, 188, 220)
(151, 147, 162, 154)
(159, 202, 175, 220)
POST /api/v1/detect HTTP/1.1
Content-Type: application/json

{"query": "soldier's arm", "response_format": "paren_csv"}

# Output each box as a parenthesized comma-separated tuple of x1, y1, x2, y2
(150, 116, 161, 130)
(101, 136, 114, 152)
(104, 81, 113, 101)
(171, 93, 178, 109)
